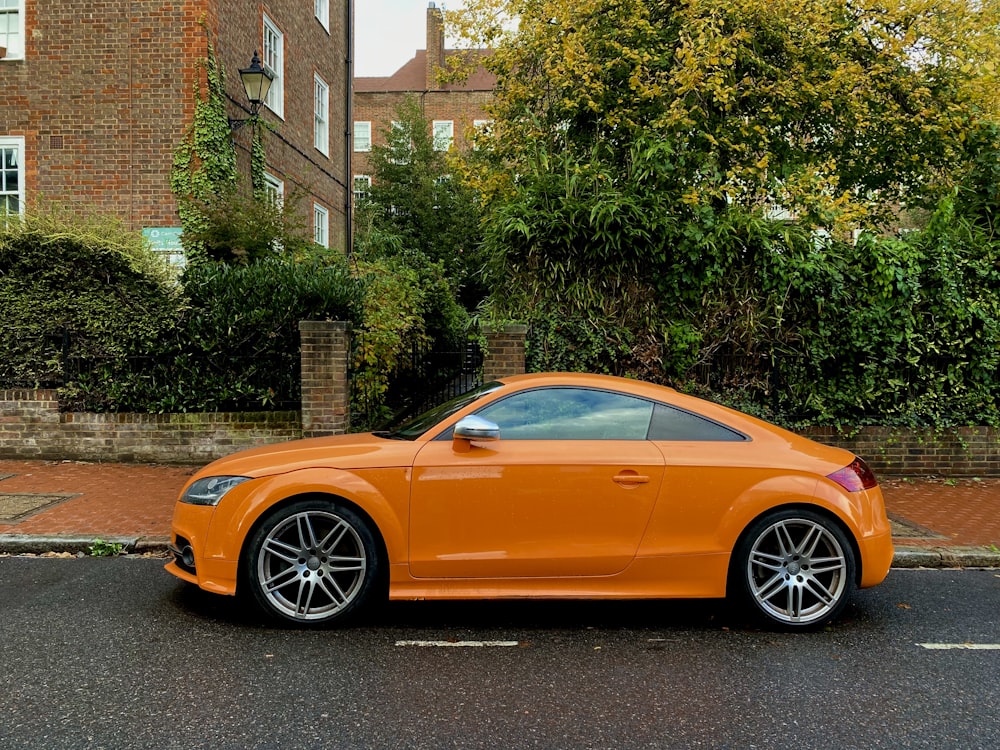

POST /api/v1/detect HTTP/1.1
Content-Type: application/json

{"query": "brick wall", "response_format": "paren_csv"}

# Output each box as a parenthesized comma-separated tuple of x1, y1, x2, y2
(219, 0, 351, 249)
(801, 426, 1000, 477)
(352, 89, 493, 177)
(0, 389, 301, 464)
(0, 1, 201, 227)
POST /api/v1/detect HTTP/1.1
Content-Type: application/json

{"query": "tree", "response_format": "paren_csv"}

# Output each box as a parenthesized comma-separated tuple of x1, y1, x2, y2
(446, 0, 1000, 423)
(356, 96, 487, 307)
(451, 0, 1000, 226)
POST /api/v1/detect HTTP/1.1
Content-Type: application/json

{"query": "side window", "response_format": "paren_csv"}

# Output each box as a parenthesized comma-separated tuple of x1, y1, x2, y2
(353, 121, 372, 152)
(263, 15, 284, 118)
(0, 0, 24, 61)
(313, 203, 329, 247)
(263, 173, 284, 205)
(0, 136, 24, 217)
(353, 174, 371, 203)
(648, 403, 746, 441)
(475, 388, 654, 440)
(432, 120, 454, 151)
(314, 74, 329, 156)
(314, 0, 330, 31)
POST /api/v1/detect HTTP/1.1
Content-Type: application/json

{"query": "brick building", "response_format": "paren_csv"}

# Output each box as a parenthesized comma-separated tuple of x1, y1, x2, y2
(0, 0, 352, 256)
(351, 1, 495, 202)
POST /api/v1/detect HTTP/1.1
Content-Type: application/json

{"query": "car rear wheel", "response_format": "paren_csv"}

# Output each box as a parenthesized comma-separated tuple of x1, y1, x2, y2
(245, 500, 380, 626)
(733, 509, 856, 629)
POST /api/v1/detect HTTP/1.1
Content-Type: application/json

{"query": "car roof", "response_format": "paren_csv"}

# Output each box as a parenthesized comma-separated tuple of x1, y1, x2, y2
(498, 371, 678, 395)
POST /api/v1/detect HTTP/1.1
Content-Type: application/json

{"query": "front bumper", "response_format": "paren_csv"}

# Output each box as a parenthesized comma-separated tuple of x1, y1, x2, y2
(164, 501, 239, 596)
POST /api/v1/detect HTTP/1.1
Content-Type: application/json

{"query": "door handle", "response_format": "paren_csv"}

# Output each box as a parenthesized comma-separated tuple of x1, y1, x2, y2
(613, 472, 650, 486)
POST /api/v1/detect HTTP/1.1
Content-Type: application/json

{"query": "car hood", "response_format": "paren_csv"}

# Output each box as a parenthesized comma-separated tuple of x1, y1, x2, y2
(193, 433, 423, 480)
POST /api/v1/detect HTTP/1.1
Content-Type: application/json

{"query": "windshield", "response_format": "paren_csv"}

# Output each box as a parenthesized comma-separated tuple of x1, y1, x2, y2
(380, 381, 505, 441)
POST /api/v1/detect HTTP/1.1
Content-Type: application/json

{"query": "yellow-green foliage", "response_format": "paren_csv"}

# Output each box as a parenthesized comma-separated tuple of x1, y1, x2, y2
(451, 0, 1000, 227)
(351, 257, 430, 422)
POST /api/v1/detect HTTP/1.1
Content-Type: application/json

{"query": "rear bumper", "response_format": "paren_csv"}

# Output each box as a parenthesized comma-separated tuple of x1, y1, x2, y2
(859, 528, 894, 588)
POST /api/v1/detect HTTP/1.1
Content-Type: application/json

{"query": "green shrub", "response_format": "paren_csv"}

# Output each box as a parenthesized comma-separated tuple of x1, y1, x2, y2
(759, 201, 1000, 426)
(525, 311, 634, 376)
(0, 209, 178, 389)
(127, 256, 363, 413)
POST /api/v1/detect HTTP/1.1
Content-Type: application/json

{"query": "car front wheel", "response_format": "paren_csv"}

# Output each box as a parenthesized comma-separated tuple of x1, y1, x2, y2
(733, 509, 856, 629)
(245, 500, 380, 626)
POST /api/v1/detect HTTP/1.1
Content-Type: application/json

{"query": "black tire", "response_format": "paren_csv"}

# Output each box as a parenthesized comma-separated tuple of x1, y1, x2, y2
(244, 499, 381, 626)
(731, 508, 856, 629)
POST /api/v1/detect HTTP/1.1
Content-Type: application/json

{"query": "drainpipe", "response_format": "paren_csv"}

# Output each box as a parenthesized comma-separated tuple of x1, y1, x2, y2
(345, 0, 355, 256)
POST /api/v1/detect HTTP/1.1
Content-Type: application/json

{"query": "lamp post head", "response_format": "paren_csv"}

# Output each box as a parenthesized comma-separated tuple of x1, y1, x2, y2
(239, 51, 274, 115)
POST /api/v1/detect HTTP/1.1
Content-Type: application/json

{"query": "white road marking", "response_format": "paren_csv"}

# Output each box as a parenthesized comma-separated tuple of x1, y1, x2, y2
(918, 643, 1000, 650)
(395, 640, 521, 647)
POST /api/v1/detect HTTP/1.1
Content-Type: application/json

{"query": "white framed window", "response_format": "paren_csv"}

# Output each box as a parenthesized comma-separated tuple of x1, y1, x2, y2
(0, 0, 24, 60)
(0, 136, 24, 217)
(314, 74, 329, 156)
(353, 175, 371, 203)
(432, 120, 454, 151)
(353, 121, 372, 152)
(263, 173, 284, 205)
(313, 204, 329, 247)
(314, 0, 330, 32)
(263, 15, 284, 118)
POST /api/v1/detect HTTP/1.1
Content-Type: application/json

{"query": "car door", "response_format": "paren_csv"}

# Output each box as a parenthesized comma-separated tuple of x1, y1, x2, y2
(409, 387, 666, 578)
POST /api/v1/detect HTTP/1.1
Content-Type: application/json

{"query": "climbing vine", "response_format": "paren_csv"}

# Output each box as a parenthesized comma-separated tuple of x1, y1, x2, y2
(170, 31, 240, 261)
(251, 126, 267, 200)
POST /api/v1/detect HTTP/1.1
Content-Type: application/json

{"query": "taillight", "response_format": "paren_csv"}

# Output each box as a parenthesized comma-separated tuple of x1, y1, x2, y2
(827, 457, 879, 492)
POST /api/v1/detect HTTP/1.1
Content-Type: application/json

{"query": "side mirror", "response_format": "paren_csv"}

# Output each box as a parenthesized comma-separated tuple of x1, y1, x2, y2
(453, 415, 500, 442)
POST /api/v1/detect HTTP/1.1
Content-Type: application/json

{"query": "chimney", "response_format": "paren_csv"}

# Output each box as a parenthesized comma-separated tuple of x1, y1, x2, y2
(426, 2, 445, 90)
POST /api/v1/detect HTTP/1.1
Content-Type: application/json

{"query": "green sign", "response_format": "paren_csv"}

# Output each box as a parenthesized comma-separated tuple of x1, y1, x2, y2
(142, 227, 185, 267)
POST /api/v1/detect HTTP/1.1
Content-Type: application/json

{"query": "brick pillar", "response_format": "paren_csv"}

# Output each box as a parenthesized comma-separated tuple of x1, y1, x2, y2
(299, 321, 351, 436)
(483, 325, 528, 381)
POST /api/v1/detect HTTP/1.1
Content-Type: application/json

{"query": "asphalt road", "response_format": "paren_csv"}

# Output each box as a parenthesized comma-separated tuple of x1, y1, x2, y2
(0, 558, 997, 750)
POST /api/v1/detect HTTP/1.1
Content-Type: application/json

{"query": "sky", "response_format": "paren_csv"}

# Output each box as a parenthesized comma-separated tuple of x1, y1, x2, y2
(355, 0, 465, 77)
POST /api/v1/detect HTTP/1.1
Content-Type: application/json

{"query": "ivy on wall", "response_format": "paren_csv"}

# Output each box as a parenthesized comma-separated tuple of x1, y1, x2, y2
(171, 30, 267, 259)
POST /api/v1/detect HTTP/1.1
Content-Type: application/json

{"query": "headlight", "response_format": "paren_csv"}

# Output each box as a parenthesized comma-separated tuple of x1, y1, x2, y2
(180, 476, 252, 506)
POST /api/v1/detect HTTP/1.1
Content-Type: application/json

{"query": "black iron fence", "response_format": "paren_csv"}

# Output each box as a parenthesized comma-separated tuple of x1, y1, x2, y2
(350, 335, 483, 431)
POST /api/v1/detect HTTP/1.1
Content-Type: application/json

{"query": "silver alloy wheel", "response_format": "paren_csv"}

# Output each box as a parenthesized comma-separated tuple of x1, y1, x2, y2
(256, 509, 367, 621)
(745, 517, 848, 625)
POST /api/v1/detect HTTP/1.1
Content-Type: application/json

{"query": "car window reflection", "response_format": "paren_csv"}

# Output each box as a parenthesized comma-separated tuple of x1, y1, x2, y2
(475, 387, 655, 440)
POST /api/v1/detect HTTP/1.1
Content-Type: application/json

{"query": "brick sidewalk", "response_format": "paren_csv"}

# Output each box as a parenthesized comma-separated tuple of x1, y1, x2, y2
(881, 477, 1000, 548)
(0, 460, 192, 539)
(0, 459, 998, 560)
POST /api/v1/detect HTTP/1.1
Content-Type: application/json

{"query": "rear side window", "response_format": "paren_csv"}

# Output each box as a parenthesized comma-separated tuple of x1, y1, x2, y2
(648, 404, 746, 441)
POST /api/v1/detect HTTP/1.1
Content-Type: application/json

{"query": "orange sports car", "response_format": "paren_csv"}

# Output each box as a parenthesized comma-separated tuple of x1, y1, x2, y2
(166, 372, 893, 629)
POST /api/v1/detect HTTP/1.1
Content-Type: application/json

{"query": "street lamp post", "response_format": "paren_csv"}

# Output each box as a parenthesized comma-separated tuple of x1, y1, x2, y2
(230, 51, 274, 193)
(230, 51, 273, 127)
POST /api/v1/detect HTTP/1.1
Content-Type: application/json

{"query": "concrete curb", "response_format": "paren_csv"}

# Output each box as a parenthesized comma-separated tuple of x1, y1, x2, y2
(0, 534, 170, 556)
(891, 545, 1000, 569)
